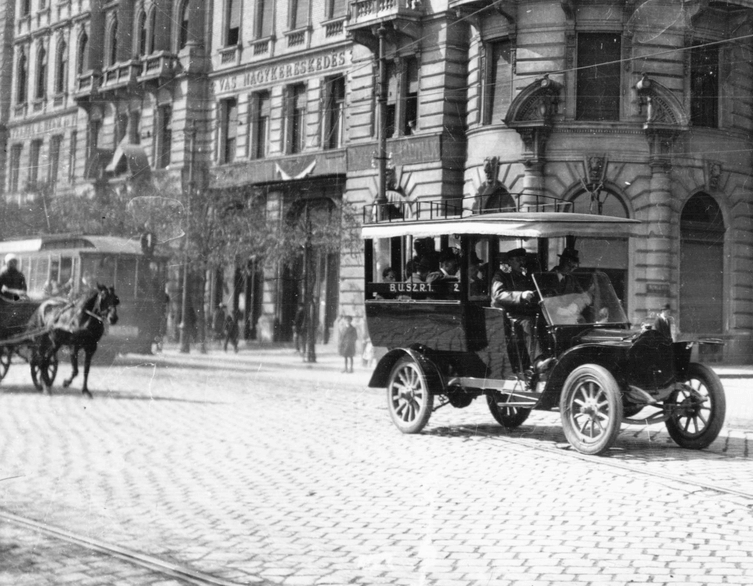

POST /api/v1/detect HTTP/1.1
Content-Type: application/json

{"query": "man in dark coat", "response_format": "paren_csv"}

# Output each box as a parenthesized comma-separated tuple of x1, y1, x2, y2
(653, 303, 674, 340)
(0, 254, 27, 301)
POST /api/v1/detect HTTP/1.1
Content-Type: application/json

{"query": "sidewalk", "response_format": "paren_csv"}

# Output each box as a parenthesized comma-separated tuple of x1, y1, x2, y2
(143, 341, 753, 430)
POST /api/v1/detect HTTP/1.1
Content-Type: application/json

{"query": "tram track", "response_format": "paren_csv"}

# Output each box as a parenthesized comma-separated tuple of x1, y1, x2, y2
(0, 509, 260, 586)
(457, 421, 753, 501)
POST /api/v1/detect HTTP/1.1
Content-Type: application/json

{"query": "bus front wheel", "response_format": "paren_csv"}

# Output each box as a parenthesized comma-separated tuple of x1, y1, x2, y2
(386, 356, 434, 434)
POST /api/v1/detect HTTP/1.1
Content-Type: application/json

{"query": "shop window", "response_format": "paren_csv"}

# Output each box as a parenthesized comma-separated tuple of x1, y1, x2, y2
(323, 75, 345, 149)
(156, 105, 172, 168)
(483, 39, 512, 125)
(220, 98, 238, 163)
(54, 39, 67, 95)
(49, 135, 62, 187)
(226, 0, 240, 46)
(68, 130, 77, 181)
(286, 84, 307, 154)
(9, 145, 22, 193)
(29, 140, 42, 189)
(576, 33, 621, 121)
(250, 91, 270, 159)
(16, 48, 28, 105)
(690, 44, 718, 129)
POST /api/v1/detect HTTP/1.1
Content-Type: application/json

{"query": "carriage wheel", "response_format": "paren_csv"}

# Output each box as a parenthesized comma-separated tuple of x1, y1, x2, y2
(0, 347, 12, 382)
(664, 363, 726, 450)
(560, 364, 623, 456)
(31, 352, 58, 391)
(386, 356, 434, 434)
(486, 391, 531, 429)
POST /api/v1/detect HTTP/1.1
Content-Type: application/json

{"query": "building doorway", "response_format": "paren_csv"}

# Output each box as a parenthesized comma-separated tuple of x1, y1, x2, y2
(680, 192, 725, 334)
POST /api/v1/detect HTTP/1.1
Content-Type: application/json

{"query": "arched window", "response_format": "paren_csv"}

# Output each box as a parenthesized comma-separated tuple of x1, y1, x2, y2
(149, 10, 157, 54)
(137, 11, 148, 56)
(55, 39, 67, 94)
(107, 17, 118, 66)
(77, 31, 89, 74)
(178, 0, 190, 50)
(35, 43, 47, 100)
(16, 48, 28, 104)
(680, 192, 725, 334)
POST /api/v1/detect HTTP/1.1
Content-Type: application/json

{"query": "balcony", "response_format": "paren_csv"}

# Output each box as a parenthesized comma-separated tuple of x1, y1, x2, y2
(99, 60, 141, 98)
(138, 52, 179, 89)
(72, 70, 100, 102)
(346, 0, 422, 50)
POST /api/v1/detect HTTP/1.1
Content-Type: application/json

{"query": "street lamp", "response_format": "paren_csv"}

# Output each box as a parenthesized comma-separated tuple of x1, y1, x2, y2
(179, 120, 197, 354)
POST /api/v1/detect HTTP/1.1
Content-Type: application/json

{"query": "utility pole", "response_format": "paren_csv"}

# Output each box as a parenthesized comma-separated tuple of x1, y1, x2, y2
(179, 120, 197, 354)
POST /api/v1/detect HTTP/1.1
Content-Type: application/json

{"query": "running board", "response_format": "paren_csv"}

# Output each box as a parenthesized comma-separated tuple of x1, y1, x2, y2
(447, 376, 542, 401)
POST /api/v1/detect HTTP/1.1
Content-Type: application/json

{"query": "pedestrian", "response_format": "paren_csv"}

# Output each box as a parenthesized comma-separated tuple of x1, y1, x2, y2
(224, 309, 239, 353)
(293, 304, 306, 354)
(338, 316, 358, 373)
(212, 303, 226, 342)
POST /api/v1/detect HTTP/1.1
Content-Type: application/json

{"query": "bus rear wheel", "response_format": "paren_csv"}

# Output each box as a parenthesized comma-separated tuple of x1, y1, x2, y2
(386, 356, 434, 434)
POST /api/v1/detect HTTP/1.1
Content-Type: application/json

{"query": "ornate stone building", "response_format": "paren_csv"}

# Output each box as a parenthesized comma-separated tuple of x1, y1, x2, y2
(2, 0, 753, 361)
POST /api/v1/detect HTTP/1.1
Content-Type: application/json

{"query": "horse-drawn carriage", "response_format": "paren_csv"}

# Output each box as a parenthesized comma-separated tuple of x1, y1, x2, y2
(0, 285, 120, 397)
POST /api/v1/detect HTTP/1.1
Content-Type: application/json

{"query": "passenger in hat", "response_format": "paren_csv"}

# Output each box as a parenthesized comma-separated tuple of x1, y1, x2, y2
(427, 249, 459, 283)
(491, 247, 539, 369)
(551, 247, 584, 295)
(652, 303, 674, 341)
(0, 253, 27, 301)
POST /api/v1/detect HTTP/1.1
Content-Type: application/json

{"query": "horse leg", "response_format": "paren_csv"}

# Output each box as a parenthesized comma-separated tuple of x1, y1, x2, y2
(63, 346, 79, 388)
(81, 345, 94, 399)
(40, 336, 57, 396)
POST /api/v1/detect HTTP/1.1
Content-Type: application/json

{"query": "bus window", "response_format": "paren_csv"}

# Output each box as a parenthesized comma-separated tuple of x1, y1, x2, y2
(117, 257, 137, 298)
(31, 256, 49, 299)
(60, 256, 75, 293)
(468, 237, 491, 299)
(137, 259, 163, 298)
(81, 256, 116, 289)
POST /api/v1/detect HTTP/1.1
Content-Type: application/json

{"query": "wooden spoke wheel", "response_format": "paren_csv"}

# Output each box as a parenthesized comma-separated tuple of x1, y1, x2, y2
(560, 364, 623, 456)
(664, 363, 726, 450)
(386, 356, 434, 434)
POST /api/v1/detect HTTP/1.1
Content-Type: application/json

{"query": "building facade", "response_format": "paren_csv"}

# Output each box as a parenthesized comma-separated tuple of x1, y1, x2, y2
(2, 0, 753, 362)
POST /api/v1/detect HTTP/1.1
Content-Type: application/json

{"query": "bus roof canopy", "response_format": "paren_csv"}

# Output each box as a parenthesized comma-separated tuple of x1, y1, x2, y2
(0, 235, 147, 256)
(361, 211, 641, 240)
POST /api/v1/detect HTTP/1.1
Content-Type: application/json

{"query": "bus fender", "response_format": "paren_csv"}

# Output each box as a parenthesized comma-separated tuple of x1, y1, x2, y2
(368, 346, 445, 395)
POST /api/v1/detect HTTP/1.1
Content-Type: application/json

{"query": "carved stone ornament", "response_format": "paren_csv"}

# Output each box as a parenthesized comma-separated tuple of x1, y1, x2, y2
(707, 160, 723, 191)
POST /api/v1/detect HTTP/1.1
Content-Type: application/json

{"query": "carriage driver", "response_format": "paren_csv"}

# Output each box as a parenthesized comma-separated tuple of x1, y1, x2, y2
(0, 254, 28, 301)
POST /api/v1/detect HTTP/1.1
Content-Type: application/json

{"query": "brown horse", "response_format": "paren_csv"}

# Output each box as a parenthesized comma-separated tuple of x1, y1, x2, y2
(29, 284, 120, 398)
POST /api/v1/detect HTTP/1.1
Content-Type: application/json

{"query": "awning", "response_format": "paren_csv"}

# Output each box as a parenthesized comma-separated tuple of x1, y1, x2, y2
(361, 211, 641, 240)
(105, 140, 151, 181)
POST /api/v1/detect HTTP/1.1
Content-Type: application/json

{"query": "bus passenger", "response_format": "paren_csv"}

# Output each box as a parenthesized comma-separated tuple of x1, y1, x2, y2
(427, 250, 459, 283)
(382, 267, 397, 282)
(491, 248, 538, 370)
(405, 259, 430, 282)
(0, 254, 27, 301)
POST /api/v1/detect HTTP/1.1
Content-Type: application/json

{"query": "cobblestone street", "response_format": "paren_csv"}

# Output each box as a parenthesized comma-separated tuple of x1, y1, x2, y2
(1, 346, 753, 585)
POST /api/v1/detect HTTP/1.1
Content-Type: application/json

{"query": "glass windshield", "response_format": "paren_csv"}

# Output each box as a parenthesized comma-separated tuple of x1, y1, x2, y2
(533, 270, 628, 326)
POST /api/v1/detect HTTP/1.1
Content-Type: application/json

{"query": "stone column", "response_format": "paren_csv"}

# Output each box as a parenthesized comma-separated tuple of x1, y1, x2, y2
(643, 160, 674, 318)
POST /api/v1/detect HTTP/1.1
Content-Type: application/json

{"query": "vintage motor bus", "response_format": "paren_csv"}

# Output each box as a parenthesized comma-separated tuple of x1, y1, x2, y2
(0, 235, 167, 357)
(363, 203, 725, 455)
